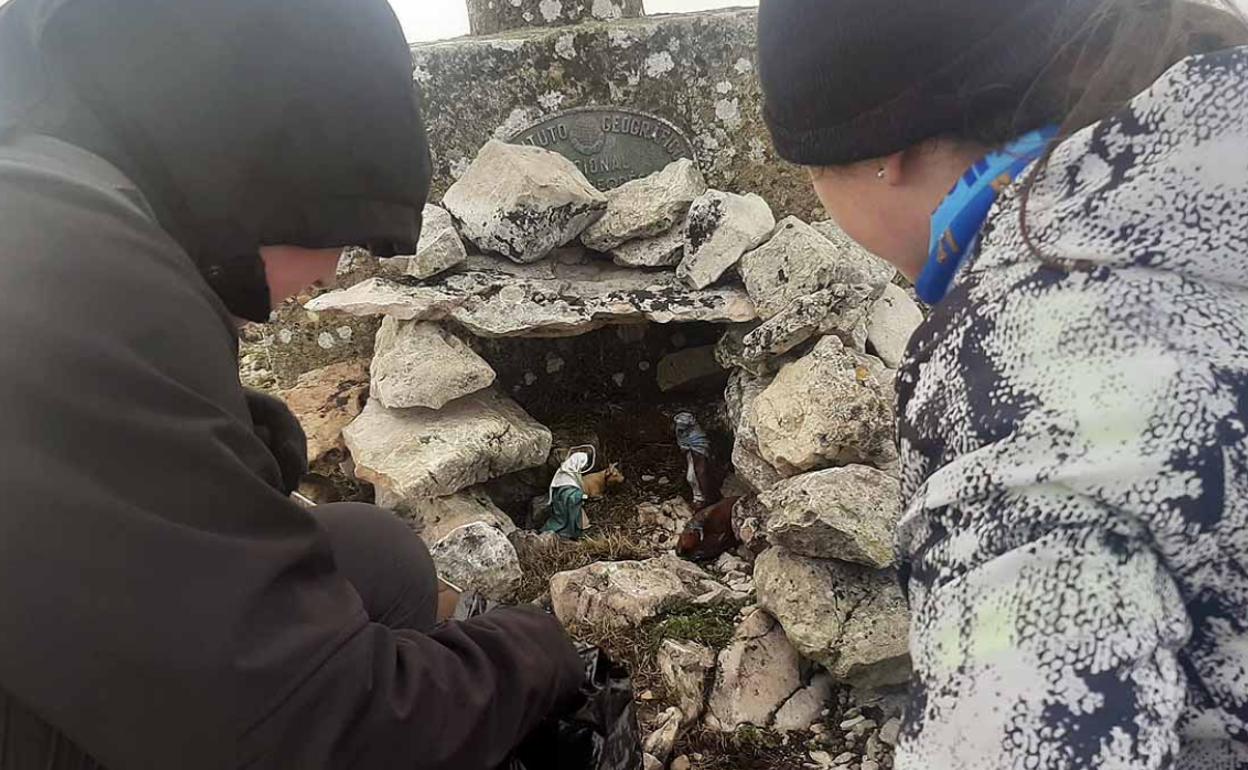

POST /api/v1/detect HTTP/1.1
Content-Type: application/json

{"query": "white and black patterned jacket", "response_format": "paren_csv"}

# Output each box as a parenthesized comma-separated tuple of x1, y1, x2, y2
(895, 47, 1248, 769)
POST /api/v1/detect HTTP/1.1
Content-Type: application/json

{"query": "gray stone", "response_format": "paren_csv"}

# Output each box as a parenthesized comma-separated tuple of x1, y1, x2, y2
(740, 217, 894, 320)
(610, 224, 685, 268)
(677, 190, 775, 289)
(760, 466, 902, 567)
(370, 318, 496, 410)
(867, 283, 924, 368)
(724, 369, 784, 493)
(670, 756, 691, 770)
(442, 140, 607, 264)
(466, 0, 643, 35)
(343, 389, 552, 501)
(810, 218, 897, 283)
(305, 256, 757, 338)
(393, 487, 517, 546)
(336, 247, 379, 280)
(412, 10, 819, 219)
(772, 673, 836, 733)
(638, 498, 694, 548)
(749, 336, 895, 477)
(549, 554, 729, 630)
(707, 609, 803, 730)
(430, 522, 523, 601)
(643, 706, 683, 761)
(657, 639, 716, 725)
(384, 204, 468, 280)
(731, 496, 770, 555)
(717, 285, 877, 375)
(879, 717, 901, 747)
(755, 547, 911, 689)
(657, 345, 724, 392)
(582, 158, 707, 252)
(275, 358, 369, 465)
(642, 754, 663, 770)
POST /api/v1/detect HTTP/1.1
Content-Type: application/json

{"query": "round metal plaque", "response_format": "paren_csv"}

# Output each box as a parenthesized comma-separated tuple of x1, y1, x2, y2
(510, 106, 696, 190)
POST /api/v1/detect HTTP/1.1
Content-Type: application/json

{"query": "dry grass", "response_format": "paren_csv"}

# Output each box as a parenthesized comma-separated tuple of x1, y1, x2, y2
(514, 531, 654, 604)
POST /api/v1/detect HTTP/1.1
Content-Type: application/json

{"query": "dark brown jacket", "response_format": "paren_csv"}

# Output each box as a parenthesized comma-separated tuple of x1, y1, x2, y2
(0, 1, 583, 768)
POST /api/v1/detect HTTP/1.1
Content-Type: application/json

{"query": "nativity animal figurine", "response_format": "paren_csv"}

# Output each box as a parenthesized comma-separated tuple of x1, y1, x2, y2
(676, 496, 741, 562)
(581, 462, 624, 498)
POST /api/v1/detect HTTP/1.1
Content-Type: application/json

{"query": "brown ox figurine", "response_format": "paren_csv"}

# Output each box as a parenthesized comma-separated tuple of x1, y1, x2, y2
(676, 496, 741, 562)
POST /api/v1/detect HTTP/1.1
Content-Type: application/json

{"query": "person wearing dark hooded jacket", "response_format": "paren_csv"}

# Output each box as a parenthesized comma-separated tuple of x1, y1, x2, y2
(0, 1, 584, 768)
(757, 0, 1248, 767)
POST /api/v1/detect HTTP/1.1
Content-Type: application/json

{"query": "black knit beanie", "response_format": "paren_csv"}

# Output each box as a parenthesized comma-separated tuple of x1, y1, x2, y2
(758, 0, 1103, 166)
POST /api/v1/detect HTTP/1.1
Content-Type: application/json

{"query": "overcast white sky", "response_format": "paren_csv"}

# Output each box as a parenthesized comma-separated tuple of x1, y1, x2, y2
(391, 0, 756, 42)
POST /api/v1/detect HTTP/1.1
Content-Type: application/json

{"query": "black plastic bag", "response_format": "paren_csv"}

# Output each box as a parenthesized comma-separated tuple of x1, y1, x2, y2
(503, 645, 644, 770)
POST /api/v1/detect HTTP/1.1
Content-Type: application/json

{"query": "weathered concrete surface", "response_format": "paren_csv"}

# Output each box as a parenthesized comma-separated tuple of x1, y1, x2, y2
(467, 0, 643, 35)
(240, 297, 380, 389)
(306, 255, 757, 338)
(411, 10, 820, 218)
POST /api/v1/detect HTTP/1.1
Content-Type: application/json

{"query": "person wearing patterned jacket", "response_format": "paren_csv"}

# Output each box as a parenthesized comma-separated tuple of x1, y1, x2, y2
(758, 0, 1248, 767)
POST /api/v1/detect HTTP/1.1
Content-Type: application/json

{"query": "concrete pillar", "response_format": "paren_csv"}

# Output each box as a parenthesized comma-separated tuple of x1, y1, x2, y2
(466, 0, 644, 35)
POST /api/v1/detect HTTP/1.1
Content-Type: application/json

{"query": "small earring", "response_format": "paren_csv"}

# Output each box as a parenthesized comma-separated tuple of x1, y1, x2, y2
(876, 167, 886, 180)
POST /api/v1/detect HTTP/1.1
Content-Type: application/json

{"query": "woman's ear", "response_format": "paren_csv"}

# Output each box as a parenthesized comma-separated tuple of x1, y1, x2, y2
(879, 150, 908, 187)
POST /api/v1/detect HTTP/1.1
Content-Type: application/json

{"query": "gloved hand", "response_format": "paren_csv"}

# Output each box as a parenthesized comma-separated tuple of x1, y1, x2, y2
(244, 388, 308, 494)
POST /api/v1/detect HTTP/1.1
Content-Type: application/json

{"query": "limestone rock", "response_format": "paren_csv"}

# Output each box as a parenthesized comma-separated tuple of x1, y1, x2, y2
(549, 554, 729, 630)
(760, 466, 901, 567)
(305, 257, 757, 338)
(582, 158, 707, 252)
(643, 706, 683, 761)
(772, 673, 836, 732)
(707, 609, 803, 730)
(370, 318, 496, 410)
(657, 345, 724, 392)
(642, 755, 663, 770)
(677, 191, 775, 290)
(724, 370, 784, 493)
(275, 358, 369, 464)
(343, 389, 551, 501)
(611, 225, 685, 268)
(867, 283, 924, 368)
(442, 140, 607, 264)
(754, 548, 911, 689)
(810, 218, 897, 285)
(393, 487, 517, 546)
(657, 639, 716, 725)
(731, 496, 770, 556)
(386, 204, 468, 280)
(336, 247, 380, 281)
(638, 498, 694, 548)
(741, 217, 894, 320)
(718, 285, 877, 375)
(430, 521, 523, 601)
(750, 337, 895, 476)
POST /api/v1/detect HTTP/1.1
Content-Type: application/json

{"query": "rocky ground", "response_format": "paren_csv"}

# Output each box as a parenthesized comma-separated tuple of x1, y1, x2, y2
(243, 138, 924, 770)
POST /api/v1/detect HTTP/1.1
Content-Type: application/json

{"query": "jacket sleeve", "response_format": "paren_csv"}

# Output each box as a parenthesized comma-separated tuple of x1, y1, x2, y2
(893, 296, 1209, 769)
(0, 159, 582, 770)
(896, 496, 1191, 769)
